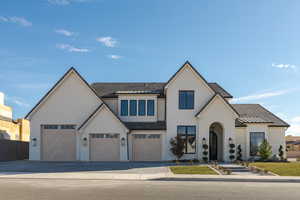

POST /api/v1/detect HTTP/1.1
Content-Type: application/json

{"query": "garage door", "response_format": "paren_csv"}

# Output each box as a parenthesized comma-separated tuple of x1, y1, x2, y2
(132, 134, 161, 161)
(42, 125, 76, 161)
(90, 133, 120, 161)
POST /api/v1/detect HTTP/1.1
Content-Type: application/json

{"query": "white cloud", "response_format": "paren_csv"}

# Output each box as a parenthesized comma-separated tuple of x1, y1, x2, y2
(55, 29, 74, 37)
(108, 55, 122, 59)
(48, 0, 91, 5)
(96, 37, 117, 47)
(272, 63, 296, 69)
(6, 96, 30, 108)
(0, 16, 32, 27)
(285, 116, 300, 136)
(56, 44, 90, 53)
(231, 89, 291, 103)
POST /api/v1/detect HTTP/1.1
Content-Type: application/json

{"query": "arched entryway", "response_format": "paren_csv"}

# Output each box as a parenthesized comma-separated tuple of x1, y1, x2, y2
(209, 122, 224, 161)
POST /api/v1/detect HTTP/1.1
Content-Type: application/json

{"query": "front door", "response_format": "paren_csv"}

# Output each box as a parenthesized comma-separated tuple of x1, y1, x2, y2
(209, 131, 218, 161)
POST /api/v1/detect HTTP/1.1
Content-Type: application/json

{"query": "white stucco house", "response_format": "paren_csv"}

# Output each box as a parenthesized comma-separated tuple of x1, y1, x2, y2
(26, 61, 289, 162)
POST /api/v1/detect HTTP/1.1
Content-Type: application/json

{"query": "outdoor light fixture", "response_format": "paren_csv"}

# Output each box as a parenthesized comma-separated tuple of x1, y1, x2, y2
(229, 137, 233, 144)
(82, 137, 87, 146)
(202, 137, 206, 145)
(32, 138, 37, 147)
(121, 137, 126, 146)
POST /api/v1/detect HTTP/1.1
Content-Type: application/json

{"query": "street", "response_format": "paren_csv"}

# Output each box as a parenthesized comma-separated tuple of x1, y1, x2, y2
(0, 178, 299, 200)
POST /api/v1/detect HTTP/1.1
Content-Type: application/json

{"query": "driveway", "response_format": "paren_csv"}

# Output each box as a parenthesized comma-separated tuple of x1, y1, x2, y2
(0, 161, 174, 174)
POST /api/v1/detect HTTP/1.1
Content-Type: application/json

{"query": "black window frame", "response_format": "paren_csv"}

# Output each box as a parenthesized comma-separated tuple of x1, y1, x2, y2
(177, 125, 196, 154)
(250, 132, 265, 156)
(178, 90, 195, 110)
(120, 100, 129, 116)
(129, 100, 137, 116)
(147, 100, 155, 116)
(138, 100, 146, 116)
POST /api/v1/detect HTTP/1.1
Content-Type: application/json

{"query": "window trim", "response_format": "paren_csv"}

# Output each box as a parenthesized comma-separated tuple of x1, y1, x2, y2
(250, 132, 265, 156)
(178, 90, 195, 110)
(177, 125, 196, 154)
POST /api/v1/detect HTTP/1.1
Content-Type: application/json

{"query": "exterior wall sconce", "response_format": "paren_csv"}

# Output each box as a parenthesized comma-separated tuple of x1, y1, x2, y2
(229, 137, 233, 145)
(32, 138, 37, 147)
(82, 137, 88, 146)
(121, 137, 126, 146)
(202, 137, 207, 145)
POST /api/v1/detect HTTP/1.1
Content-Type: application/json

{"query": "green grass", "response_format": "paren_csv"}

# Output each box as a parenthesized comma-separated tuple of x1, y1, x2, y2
(170, 166, 218, 175)
(250, 162, 300, 176)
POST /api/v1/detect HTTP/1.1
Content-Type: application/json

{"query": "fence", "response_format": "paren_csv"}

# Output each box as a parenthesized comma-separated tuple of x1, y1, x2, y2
(0, 140, 29, 161)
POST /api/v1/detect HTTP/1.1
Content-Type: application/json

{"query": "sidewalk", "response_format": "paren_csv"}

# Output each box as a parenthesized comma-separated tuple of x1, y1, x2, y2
(1, 171, 300, 183)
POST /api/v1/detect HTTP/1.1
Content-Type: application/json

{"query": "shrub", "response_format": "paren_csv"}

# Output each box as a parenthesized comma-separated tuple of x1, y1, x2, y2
(170, 136, 185, 160)
(258, 139, 272, 161)
(278, 145, 284, 160)
(229, 155, 235, 160)
(229, 149, 235, 154)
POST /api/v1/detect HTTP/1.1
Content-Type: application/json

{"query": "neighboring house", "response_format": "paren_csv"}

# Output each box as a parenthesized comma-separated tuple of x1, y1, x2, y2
(0, 92, 30, 141)
(286, 135, 300, 158)
(26, 61, 289, 162)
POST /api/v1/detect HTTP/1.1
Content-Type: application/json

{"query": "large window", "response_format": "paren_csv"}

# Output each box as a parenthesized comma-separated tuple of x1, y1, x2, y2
(129, 100, 137, 116)
(138, 100, 146, 116)
(250, 132, 265, 156)
(120, 100, 128, 116)
(147, 100, 155, 116)
(179, 91, 194, 109)
(177, 126, 196, 154)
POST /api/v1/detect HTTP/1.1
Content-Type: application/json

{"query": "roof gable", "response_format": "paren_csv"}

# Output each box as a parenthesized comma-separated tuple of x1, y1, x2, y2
(25, 67, 102, 119)
(196, 94, 239, 118)
(164, 61, 215, 95)
(78, 103, 129, 132)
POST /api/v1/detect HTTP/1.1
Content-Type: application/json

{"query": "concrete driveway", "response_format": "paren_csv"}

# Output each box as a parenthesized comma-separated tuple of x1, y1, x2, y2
(0, 161, 173, 174)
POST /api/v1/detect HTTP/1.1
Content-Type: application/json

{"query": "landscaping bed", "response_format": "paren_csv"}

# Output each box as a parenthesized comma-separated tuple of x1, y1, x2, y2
(250, 162, 300, 176)
(170, 166, 218, 175)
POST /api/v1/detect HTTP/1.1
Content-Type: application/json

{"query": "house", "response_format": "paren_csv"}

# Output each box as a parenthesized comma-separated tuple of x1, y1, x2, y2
(26, 61, 289, 162)
(0, 92, 30, 141)
(286, 135, 300, 158)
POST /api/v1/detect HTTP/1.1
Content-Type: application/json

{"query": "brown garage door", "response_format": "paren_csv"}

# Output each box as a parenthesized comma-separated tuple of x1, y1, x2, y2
(132, 134, 161, 161)
(90, 133, 120, 161)
(42, 125, 76, 161)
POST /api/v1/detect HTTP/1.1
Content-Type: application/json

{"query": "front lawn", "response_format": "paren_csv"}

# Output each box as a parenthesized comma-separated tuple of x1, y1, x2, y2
(250, 162, 300, 176)
(170, 166, 218, 175)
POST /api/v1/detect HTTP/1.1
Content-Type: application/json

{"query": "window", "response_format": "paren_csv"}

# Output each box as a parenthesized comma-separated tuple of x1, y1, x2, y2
(120, 100, 128, 116)
(177, 126, 196, 154)
(250, 132, 265, 156)
(130, 100, 137, 116)
(138, 100, 146, 116)
(147, 100, 155, 116)
(43, 125, 58, 129)
(179, 91, 194, 109)
(61, 125, 76, 129)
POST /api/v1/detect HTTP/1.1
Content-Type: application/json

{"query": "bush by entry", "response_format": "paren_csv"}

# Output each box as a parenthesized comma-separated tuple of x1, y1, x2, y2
(250, 162, 300, 176)
(170, 166, 218, 175)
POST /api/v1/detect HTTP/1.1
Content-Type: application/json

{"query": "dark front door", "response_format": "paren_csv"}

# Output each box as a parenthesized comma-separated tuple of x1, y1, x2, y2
(209, 131, 218, 161)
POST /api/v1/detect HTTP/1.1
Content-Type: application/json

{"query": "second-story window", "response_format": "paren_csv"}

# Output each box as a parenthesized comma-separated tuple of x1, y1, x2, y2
(138, 100, 146, 116)
(179, 90, 194, 109)
(120, 100, 128, 116)
(130, 100, 137, 116)
(147, 100, 155, 116)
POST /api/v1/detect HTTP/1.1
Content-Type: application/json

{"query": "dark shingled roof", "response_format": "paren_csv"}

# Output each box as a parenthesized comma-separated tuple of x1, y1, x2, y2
(91, 82, 232, 98)
(125, 121, 166, 130)
(232, 104, 289, 127)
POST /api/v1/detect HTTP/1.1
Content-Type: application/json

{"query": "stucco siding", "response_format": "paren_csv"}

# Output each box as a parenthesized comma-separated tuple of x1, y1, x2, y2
(79, 106, 128, 161)
(235, 127, 247, 160)
(29, 71, 101, 160)
(157, 98, 165, 121)
(268, 127, 286, 158)
(102, 98, 118, 115)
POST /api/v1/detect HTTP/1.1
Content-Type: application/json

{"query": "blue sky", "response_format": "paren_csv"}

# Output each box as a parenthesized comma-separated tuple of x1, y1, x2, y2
(1, 0, 300, 135)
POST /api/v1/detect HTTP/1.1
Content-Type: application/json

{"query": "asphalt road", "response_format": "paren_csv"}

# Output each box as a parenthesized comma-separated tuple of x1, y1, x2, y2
(0, 179, 300, 200)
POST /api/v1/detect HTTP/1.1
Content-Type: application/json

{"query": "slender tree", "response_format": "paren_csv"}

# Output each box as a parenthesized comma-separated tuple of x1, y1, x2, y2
(258, 139, 272, 161)
(170, 136, 185, 160)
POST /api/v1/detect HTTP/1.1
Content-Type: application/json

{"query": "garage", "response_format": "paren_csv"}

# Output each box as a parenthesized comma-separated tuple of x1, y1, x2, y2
(41, 125, 76, 161)
(132, 134, 162, 161)
(89, 133, 120, 161)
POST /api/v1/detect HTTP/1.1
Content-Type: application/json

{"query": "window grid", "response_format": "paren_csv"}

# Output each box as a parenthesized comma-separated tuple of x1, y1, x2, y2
(177, 125, 196, 154)
(179, 90, 194, 109)
(120, 99, 155, 117)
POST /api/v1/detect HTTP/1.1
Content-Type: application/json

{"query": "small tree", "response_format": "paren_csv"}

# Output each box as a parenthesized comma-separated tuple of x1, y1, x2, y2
(170, 136, 185, 160)
(237, 144, 242, 161)
(278, 145, 284, 160)
(202, 144, 209, 162)
(258, 139, 272, 161)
